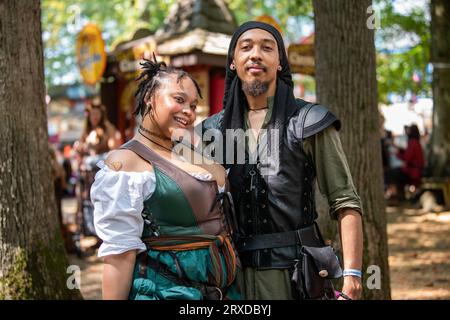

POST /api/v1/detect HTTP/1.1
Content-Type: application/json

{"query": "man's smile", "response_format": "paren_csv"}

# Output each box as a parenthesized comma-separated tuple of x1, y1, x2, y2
(246, 64, 266, 75)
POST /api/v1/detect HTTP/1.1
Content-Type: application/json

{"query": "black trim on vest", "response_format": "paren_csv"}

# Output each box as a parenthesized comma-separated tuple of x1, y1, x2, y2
(295, 99, 341, 139)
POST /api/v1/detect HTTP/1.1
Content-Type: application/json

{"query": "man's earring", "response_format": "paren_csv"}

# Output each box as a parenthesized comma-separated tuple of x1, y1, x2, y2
(230, 63, 236, 70)
(277, 65, 282, 71)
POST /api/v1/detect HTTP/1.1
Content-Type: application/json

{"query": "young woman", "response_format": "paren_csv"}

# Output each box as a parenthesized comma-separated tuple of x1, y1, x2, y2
(76, 101, 121, 157)
(386, 124, 425, 201)
(91, 57, 241, 300)
(73, 102, 122, 245)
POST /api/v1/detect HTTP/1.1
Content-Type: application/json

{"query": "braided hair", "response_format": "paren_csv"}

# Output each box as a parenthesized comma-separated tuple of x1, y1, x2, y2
(134, 54, 203, 118)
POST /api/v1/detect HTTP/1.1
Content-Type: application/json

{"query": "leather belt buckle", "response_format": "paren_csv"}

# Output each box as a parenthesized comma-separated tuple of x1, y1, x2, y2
(215, 287, 223, 300)
(205, 286, 223, 300)
(295, 229, 304, 246)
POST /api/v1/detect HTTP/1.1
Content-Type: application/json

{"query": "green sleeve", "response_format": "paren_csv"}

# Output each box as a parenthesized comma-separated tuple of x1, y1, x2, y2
(303, 126, 363, 220)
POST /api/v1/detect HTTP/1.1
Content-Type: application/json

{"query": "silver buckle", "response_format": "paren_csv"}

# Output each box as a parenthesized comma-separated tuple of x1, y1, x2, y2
(215, 287, 223, 300)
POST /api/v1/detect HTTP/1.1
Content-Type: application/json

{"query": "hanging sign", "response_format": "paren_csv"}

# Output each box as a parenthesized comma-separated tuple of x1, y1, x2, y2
(76, 23, 107, 85)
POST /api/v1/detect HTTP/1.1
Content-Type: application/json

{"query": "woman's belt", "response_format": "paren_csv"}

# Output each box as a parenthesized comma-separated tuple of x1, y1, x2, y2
(140, 232, 237, 292)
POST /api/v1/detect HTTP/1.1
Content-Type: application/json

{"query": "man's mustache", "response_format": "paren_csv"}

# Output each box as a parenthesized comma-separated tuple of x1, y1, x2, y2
(246, 63, 267, 71)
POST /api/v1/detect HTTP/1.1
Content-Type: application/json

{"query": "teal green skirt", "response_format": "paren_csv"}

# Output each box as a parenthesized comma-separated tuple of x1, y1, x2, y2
(129, 248, 241, 300)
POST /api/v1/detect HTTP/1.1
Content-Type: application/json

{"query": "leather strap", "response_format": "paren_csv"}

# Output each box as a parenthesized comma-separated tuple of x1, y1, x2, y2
(236, 224, 320, 252)
(299, 103, 316, 142)
(137, 252, 225, 300)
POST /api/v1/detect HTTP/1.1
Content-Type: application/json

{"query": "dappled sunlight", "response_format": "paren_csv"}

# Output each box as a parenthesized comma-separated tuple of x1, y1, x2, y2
(392, 288, 450, 300)
(388, 206, 450, 299)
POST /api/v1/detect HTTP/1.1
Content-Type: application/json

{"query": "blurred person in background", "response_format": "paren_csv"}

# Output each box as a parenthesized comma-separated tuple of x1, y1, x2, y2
(49, 143, 80, 254)
(75, 101, 122, 163)
(385, 124, 424, 202)
(49, 144, 66, 230)
(73, 101, 122, 249)
(379, 113, 391, 188)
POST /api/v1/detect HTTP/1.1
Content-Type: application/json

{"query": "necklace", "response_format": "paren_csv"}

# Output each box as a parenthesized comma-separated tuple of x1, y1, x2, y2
(248, 106, 269, 111)
(138, 128, 174, 153)
(139, 125, 171, 141)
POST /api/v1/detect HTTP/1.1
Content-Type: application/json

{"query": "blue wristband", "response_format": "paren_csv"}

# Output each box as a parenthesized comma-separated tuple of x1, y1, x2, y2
(343, 269, 362, 278)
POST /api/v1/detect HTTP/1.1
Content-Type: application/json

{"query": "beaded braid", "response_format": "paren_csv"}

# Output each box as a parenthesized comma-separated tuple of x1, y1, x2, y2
(134, 54, 203, 118)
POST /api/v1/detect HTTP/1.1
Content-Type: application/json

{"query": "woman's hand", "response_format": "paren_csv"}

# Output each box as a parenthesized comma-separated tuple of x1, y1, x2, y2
(86, 130, 99, 145)
(339, 276, 362, 300)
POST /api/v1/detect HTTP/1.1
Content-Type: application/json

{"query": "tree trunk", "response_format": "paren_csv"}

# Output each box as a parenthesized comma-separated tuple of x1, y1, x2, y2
(0, 0, 82, 299)
(429, 0, 450, 177)
(312, 0, 391, 299)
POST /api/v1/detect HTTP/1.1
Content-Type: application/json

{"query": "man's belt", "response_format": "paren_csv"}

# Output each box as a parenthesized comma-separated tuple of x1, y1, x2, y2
(236, 224, 320, 252)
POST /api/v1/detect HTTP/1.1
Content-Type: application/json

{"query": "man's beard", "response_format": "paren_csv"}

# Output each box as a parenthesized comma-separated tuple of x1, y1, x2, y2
(242, 80, 269, 97)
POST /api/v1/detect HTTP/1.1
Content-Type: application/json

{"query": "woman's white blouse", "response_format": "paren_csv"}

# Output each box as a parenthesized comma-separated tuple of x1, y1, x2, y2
(91, 161, 225, 257)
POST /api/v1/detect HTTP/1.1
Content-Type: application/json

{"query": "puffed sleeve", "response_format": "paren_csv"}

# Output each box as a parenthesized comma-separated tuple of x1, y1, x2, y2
(90, 162, 156, 257)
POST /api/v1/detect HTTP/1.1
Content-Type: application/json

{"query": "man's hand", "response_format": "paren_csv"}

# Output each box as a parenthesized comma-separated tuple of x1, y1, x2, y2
(338, 276, 362, 300)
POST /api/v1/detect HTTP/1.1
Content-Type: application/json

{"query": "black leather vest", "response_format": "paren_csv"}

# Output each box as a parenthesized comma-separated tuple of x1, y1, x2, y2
(200, 99, 341, 269)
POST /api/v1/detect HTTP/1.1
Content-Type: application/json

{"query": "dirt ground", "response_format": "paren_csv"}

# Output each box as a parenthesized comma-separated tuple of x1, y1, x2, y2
(68, 246, 103, 300)
(63, 197, 450, 300)
(387, 204, 450, 299)
(63, 197, 102, 300)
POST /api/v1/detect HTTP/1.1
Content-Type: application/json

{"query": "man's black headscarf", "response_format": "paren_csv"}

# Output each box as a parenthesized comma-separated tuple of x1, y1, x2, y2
(222, 21, 297, 134)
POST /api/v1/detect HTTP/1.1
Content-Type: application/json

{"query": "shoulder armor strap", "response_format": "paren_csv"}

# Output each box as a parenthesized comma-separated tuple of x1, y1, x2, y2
(195, 110, 224, 136)
(295, 99, 341, 140)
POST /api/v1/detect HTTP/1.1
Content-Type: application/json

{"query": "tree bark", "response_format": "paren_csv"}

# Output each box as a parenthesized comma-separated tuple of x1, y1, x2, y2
(429, 0, 450, 177)
(312, 0, 391, 299)
(0, 0, 82, 299)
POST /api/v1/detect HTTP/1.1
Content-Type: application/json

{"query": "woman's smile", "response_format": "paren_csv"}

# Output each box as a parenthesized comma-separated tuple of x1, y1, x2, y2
(173, 115, 189, 127)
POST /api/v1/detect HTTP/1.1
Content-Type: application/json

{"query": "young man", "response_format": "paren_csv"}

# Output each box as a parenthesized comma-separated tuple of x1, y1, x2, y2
(200, 21, 363, 300)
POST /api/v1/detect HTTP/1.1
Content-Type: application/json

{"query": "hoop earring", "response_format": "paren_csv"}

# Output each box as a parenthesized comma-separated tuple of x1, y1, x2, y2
(277, 65, 282, 71)
(230, 64, 236, 70)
